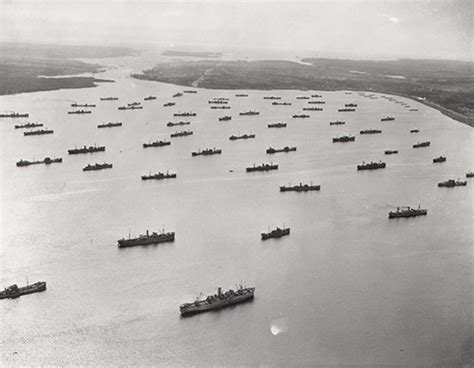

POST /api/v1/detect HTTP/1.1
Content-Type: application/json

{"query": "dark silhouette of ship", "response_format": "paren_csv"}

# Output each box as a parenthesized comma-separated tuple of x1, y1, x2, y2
(170, 130, 193, 138)
(409, 109, 418, 111)
(144, 96, 157, 101)
(329, 121, 345, 125)
(71, 103, 96, 107)
(413, 141, 430, 148)
(410, 129, 420, 133)
(24, 129, 53, 136)
(466, 172, 474, 178)
(268, 123, 287, 128)
(219, 116, 232, 121)
(164, 102, 175, 107)
(280, 182, 320, 192)
(266, 146, 297, 154)
(15, 122, 43, 129)
(433, 156, 446, 163)
(357, 161, 386, 170)
(173, 92, 183, 98)
(68, 145, 105, 154)
(263, 96, 281, 100)
(292, 114, 310, 118)
(209, 100, 228, 104)
(143, 140, 171, 148)
(128, 102, 141, 106)
(100, 97, 118, 101)
(333, 135, 355, 143)
(174, 112, 196, 117)
(338, 108, 356, 112)
(302, 107, 322, 111)
(98, 122, 122, 128)
(246, 163, 278, 172)
(0, 112, 29, 118)
(0, 281, 46, 299)
(183, 90, 197, 94)
(360, 129, 382, 134)
(118, 229, 175, 248)
(83, 163, 112, 171)
(240, 110, 259, 116)
(296, 96, 309, 100)
(261, 226, 290, 240)
(16, 157, 62, 167)
(308, 100, 325, 104)
(345, 103, 358, 107)
(192, 148, 222, 157)
(229, 134, 255, 141)
(235, 94, 248, 97)
(438, 179, 467, 188)
(272, 102, 292, 105)
(384, 150, 398, 155)
(311, 94, 322, 98)
(167, 121, 190, 127)
(118, 105, 142, 110)
(141, 171, 177, 181)
(389, 206, 427, 219)
(210, 106, 231, 109)
(180, 285, 255, 316)
(68, 109, 91, 114)
(381, 116, 395, 121)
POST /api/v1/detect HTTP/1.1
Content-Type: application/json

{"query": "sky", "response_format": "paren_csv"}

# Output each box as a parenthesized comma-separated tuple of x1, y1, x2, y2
(0, 0, 472, 60)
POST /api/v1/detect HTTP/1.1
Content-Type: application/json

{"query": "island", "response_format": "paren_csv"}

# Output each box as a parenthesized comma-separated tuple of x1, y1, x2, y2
(132, 58, 474, 126)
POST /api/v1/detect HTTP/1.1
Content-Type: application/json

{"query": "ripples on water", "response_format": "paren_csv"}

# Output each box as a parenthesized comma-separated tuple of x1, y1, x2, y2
(0, 54, 473, 367)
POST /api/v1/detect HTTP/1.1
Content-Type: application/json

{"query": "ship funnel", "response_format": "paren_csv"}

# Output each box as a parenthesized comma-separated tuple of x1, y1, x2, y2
(218, 287, 222, 297)
(146, 229, 149, 236)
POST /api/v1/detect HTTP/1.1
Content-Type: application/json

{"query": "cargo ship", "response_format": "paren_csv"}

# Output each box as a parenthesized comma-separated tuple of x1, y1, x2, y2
(296, 96, 309, 100)
(357, 161, 386, 170)
(192, 148, 222, 157)
(97, 122, 122, 128)
(345, 103, 358, 107)
(229, 134, 255, 141)
(413, 141, 430, 148)
(0, 281, 46, 299)
(170, 130, 193, 138)
(118, 229, 175, 248)
(433, 156, 446, 163)
(173, 112, 196, 117)
(143, 140, 171, 148)
(261, 226, 290, 240)
(292, 114, 310, 118)
(68, 109, 92, 114)
(210, 106, 231, 109)
(71, 103, 96, 107)
(438, 179, 467, 188)
(311, 94, 322, 98)
(83, 163, 112, 171)
(280, 183, 320, 192)
(360, 129, 382, 135)
(183, 90, 197, 94)
(100, 97, 118, 101)
(118, 105, 142, 110)
(173, 92, 183, 98)
(0, 112, 29, 118)
(384, 150, 398, 155)
(141, 171, 177, 181)
(263, 96, 281, 100)
(302, 107, 322, 111)
(16, 157, 62, 167)
(266, 146, 296, 154)
(239, 110, 259, 116)
(68, 145, 105, 154)
(235, 94, 248, 97)
(389, 206, 427, 219)
(208, 100, 228, 104)
(268, 123, 287, 128)
(308, 100, 325, 104)
(466, 172, 474, 178)
(272, 102, 292, 106)
(246, 163, 278, 172)
(381, 116, 395, 121)
(128, 102, 141, 106)
(338, 108, 356, 112)
(180, 285, 255, 316)
(144, 96, 157, 101)
(333, 135, 355, 143)
(219, 116, 232, 121)
(15, 122, 43, 129)
(24, 129, 54, 136)
(164, 102, 175, 107)
(329, 121, 345, 125)
(167, 121, 190, 127)
(410, 129, 420, 133)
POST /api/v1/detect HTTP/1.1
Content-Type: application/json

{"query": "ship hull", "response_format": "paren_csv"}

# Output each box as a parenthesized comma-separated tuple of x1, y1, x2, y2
(0, 282, 46, 299)
(180, 292, 254, 316)
(118, 233, 175, 248)
(389, 210, 427, 219)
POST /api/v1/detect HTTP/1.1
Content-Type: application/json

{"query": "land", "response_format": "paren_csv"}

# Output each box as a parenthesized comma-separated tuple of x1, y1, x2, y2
(132, 58, 474, 126)
(162, 50, 222, 58)
(0, 43, 135, 95)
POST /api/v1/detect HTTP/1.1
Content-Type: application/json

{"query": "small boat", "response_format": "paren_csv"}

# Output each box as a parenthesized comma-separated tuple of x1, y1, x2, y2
(261, 227, 290, 240)
(433, 156, 446, 163)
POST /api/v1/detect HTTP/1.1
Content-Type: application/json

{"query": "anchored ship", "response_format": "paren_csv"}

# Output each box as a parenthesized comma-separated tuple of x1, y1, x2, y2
(167, 121, 190, 127)
(272, 102, 292, 106)
(235, 94, 248, 97)
(128, 102, 141, 106)
(192, 148, 222, 157)
(71, 103, 96, 107)
(381, 116, 395, 121)
(219, 116, 232, 121)
(389, 206, 427, 219)
(345, 103, 357, 107)
(68, 109, 92, 114)
(180, 285, 255, 316)
(433, 156, 446, 163)
(280, 183, 320, 192)
(357, 161, 386, 170)
(164, 102, 175, 107)
(209, 100, 228, 104)
(263, 96, 281, 100)
(302, 107, 322, 111)
(360, 129, 382, 135)
(311, 94, 322, 98)
(97, 122, 122, 128)
(83, 163, 112, 171)
(413, 141, 430, 148)
(329, 120, 345, 125)
(296, 96, 309, 100)
(141, 171, 177, 181)
(118, 229, 175, 248)
(438, 179, 467, 188)
(268, 123, 287, 128)
(100, 97, 118, 101)
(210, 106, 231, 109)
(338, 108, 356, 112)
(173, 92, 183, 98)
(466, 172, 474, 178)
(0, 112, 29, 118)
(15, 122, 43, 129)
(143, 140, 171, 148)
(266, 146, 296, 154)
(68, 145, 105, 154)
(118, 105, 142, 110)
(261, 227, 290, 240)
(0, 281, 46, 299)
(229, 134, 255, 141)
(16, 157, 62, 167)
(333, 135, 355, 143)
(183, 90, 197, 94)
(246, 163, 278, 172)
(308, 101, 325, 104)
(240, 110, 259, 116)
(292, 114, 310, 118)
(144, 96, 157, 101)
(170, 130, 193, 138)
(410, 129, 420, 133)
(174, 112, 196, 117)
(24, 129, 53, 136)
(384, 150, 398, 155)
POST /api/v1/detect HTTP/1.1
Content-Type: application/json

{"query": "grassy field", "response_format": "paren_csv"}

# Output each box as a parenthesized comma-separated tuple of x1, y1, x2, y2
(133, 58, 474, 126)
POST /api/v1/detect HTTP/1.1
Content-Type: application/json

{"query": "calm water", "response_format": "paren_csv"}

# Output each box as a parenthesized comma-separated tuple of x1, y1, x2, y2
(1, 54, 473, 367)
